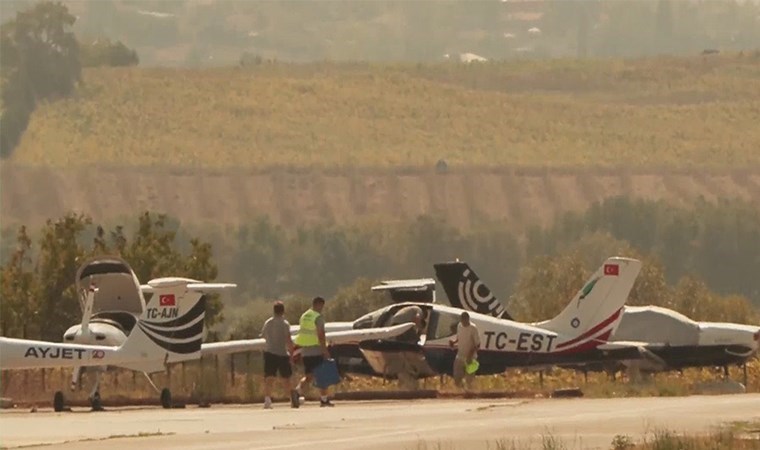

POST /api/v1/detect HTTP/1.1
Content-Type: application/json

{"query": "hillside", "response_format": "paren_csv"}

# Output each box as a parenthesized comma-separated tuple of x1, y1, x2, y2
(2, 165, 759, 231)
(10, 55, 760, 170)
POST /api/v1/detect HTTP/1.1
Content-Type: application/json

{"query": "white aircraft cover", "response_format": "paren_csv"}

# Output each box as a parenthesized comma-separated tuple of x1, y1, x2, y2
(612, 306, 700, 346)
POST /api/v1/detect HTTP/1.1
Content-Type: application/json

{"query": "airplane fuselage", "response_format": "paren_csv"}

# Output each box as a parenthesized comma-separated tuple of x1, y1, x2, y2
(63, 321, 128, 347)
(331, 302, 635, 379)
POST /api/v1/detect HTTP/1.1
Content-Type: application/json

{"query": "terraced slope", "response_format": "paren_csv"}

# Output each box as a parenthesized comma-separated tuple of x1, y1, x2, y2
(2, 165, 758, 230)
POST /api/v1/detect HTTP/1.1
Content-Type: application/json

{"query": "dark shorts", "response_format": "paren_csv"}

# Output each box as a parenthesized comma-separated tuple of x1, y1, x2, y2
(302, 355, 324, 375)
(264, 352, 292, 378)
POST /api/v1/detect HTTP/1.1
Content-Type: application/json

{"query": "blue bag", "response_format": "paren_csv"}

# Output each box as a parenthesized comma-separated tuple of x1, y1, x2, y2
(313, 358, 340, 389)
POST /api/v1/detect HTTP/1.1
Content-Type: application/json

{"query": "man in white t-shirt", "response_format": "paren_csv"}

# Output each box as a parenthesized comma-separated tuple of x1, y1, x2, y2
(449, 312, 480, 390)
(260, 301, 298, 409)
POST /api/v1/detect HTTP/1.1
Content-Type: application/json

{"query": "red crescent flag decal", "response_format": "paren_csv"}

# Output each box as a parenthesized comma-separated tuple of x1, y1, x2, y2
(159, 294, 176, 307)
(604, 264, 619, 276)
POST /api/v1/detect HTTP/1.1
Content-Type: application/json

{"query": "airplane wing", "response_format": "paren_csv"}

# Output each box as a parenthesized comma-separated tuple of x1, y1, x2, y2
(290, 322, 355, 334)
(201, 323, 415, 356)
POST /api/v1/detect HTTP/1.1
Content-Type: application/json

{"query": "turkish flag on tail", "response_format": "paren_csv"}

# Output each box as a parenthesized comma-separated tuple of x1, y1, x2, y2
(159, 294, 176, 306)
(604, 264, 619, 276)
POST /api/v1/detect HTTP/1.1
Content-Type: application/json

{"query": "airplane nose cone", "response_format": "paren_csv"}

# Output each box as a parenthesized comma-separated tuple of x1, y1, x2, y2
(699, 323, 760, 356)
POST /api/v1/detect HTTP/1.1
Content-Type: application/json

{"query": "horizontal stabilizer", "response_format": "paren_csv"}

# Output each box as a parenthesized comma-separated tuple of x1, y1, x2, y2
(371, 279, 436, 291)
(597, 340, 651, 350)
(141, 279, 237, 293)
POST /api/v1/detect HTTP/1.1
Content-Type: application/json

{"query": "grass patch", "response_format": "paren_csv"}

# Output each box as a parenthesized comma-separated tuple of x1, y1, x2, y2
(10, 54, 760, 169)
(409, 424, 760, 449)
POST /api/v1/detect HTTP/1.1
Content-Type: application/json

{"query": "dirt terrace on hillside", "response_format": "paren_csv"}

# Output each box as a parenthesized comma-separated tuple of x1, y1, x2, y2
(2, 165, 759, 230)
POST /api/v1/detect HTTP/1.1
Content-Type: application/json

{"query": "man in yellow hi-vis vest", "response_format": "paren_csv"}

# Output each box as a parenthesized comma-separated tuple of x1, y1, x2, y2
(294, 296, 333, 407)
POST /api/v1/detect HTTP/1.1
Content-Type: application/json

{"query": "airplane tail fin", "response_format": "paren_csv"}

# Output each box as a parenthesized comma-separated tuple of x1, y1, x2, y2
(433, 261, 513, 320)
(540, 257, 641, 353)
(119, 278, 235, 373)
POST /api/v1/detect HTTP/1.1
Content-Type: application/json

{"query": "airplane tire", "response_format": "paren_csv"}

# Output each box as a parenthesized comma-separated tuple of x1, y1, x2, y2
(160, 388, 172, 409)
(53, 391, 65, 412)
(91, 392, 104, 412)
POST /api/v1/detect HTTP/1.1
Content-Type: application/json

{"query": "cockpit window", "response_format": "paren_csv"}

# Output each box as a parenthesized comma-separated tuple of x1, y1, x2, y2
(353, 314, 375, 330)
(428, 310, 460, 341)
(353, 306, 393, 330)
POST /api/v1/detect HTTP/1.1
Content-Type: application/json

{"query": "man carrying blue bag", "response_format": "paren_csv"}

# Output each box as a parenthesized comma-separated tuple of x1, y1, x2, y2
(294, 296, 336, 407)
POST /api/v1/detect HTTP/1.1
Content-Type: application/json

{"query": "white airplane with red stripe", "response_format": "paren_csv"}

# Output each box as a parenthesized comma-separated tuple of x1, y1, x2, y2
(345, 257, 644, 378)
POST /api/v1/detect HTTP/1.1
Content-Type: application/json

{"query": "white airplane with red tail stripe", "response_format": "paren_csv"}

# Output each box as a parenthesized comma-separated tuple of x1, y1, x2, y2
(339, 257, 644, 379)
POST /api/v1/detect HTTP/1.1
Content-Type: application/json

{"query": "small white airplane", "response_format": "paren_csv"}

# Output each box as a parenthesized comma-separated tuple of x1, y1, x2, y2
(0, 256, 414, 411)
(434, 259, 760, 380)
(0, 257, 228, 411)
(328, 257, 647, 383)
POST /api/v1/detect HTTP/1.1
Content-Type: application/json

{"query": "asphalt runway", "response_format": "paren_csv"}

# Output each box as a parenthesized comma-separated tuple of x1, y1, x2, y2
(1, 394, 759, 449)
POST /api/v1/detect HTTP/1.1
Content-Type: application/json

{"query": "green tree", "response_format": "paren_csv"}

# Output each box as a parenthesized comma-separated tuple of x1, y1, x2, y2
(324, 277, 388, 322)
(120, 212, 182, 283)
(34, 213, 91, 341)
(0, 211, 225, 339)
(510, 253, 588, 323)
(80, 37, 139, 67)
(232, 218, 288, 297)
(183, 238, 224, 327)
(0, 1, 81, 157)
(0, 226, 37, 338)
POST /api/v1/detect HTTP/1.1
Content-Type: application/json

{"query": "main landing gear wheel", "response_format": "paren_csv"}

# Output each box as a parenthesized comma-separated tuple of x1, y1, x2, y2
(90, 391, 104, 412)
(160, 388, 172, 409)
(53, 391, 65, 412)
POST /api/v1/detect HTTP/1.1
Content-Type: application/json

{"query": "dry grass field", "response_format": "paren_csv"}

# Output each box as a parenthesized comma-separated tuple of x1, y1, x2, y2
(9, 54, 760, 170)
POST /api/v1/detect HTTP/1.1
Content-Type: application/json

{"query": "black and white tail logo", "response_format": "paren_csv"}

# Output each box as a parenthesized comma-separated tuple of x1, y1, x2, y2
(458, 269, 506, 317)
(138, 298, 205, 355)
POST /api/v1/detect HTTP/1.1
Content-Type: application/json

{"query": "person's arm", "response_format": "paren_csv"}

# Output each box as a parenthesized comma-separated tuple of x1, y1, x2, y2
(260, 320, 268, 339)
(317, 317, 329, 358)
(284, 320, 295, 355)
(449, 329, 459, 348)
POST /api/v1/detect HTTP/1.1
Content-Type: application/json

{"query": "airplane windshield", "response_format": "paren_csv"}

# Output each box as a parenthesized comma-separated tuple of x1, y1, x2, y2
(353, 306, 394, 330)
(428, 310, 460, 341)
